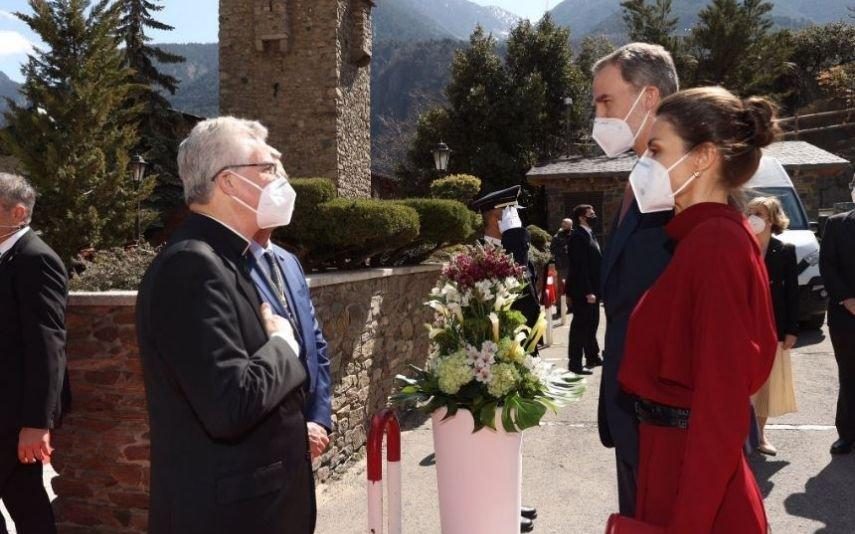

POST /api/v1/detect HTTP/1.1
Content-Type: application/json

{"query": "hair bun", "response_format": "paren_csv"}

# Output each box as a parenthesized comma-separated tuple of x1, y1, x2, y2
(742, 97, 779, 148)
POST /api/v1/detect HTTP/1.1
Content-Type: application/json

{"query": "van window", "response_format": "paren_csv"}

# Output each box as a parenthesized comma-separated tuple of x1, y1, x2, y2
(744, 187, 809, 230)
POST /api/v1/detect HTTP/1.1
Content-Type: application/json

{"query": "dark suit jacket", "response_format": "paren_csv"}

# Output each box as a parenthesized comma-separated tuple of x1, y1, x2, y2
(499, 227, 541, 328)
(765, 237, 799, 341)
(136, 213, 313, 534)
(249, 243, 332, 431)
(0, 230, 70, 436)
(820, 210, 855, 330)
(566, 226, 602, 299)
(598, 200, 672, 465)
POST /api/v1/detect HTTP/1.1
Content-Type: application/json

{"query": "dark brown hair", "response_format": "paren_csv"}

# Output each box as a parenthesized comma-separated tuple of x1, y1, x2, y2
(656, 86, 780, 188)
(572, 204, 594, 225)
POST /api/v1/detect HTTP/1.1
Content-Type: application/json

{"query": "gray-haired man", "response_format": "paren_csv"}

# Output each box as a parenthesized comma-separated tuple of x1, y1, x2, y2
(0, 173, 70, 534)
(591, 43, 679, 516)
(136, 117, 313, 533)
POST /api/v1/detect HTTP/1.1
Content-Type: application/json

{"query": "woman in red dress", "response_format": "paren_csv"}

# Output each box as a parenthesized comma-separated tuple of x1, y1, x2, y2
(617, 87, 779, 533)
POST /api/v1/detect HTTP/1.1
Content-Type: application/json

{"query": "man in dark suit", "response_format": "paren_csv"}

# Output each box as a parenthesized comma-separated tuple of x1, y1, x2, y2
(250, 172, 332, 459)
(136, 117, 313, 533)
(820, 185, 855, 455)
(470, 185, 538, 533)
(566, 204, 602, 375)
(0, 172, 70, 534)
(591, 43, 679, 515)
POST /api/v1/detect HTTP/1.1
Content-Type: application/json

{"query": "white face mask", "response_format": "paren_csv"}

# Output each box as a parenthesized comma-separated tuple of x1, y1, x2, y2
(748, 214, 767, 235)
(228, 172, 297, 228)
(628, 152, 699, 214)
(591, 89, 651, 158)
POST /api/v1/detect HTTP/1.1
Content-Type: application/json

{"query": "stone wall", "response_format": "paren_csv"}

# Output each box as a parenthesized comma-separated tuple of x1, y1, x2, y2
(50, 265, 440, 533)
(219, 0, 372, 198)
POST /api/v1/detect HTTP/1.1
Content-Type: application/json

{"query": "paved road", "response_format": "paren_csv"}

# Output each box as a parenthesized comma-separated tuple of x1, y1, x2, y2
(316, 310, 855, 534)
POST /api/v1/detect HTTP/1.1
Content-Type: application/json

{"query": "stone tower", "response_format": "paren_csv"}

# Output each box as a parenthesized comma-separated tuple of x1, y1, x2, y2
(219, 0, 374, 198)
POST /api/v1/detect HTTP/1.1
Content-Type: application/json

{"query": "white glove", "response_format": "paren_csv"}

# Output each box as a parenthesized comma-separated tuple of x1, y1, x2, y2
(498, 206, 522, 233)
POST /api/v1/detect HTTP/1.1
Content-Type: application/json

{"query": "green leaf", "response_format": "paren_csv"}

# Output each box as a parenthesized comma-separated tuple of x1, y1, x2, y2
(479, 401, 498, 431)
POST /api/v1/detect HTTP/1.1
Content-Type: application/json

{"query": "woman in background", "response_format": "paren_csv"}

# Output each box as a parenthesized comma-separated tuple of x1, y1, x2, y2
(747, 196, 799, 456)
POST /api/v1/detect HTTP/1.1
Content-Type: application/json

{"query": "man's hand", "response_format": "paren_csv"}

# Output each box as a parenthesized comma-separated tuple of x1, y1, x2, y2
(307, 422, 330, 460)
(261, 303, 300, 355)
(18, 428, 52, 464)
(783, 334, 798, 351)
(843, 298, 855, 316)
(498, 206, 522, 233)
(586, 294, 596, 304)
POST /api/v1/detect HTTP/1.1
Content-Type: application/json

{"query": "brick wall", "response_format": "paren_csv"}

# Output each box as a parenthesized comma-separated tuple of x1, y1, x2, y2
(51, 265, 440, 533)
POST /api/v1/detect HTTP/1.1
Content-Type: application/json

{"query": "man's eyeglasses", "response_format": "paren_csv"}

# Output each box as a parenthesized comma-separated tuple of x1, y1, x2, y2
(210, 162, 281, 182)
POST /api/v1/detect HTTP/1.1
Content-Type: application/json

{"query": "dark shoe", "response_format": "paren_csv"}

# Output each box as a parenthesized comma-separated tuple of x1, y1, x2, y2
(520, 516, 534, 532)
(586, 356, 603, 368)
(569, 366, 593, 375)
(830, 439, 854, 455)
(521, 505, 537, 520)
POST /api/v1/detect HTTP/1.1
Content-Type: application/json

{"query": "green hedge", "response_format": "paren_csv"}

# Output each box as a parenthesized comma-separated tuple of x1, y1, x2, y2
(387, 198, 474, 264)
(274, 178, 337, 258)
(430, 174, 482, 204)
(314, 198, 420, 268)
(527, 224, 550, 252)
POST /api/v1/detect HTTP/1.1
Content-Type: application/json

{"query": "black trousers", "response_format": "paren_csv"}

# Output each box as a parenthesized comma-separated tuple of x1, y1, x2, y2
(0, 435, 56, 534)
(615, 453, 637, 517)
(831, 326, 855, 442)
(568, 298, 600, 369)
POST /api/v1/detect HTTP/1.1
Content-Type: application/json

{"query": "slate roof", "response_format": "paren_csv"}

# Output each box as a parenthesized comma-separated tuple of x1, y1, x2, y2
(527, 141, 851, 185)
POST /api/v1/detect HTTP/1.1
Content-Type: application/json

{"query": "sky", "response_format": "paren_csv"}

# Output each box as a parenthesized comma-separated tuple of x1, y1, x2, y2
(0, 0, 549, 82)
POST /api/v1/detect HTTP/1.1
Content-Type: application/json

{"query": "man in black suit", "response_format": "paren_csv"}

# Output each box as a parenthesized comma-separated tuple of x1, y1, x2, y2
(820, 183, 855, 455)
(0, 173, 70, 534)
(566, 204, 602, 375)
(136, 117, 312, 533)
(591, 43, 679, 515)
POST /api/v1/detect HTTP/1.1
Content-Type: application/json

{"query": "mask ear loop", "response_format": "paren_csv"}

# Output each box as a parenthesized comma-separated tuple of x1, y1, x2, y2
(626, 88, 651, 144)
(671, 170, 701, 198)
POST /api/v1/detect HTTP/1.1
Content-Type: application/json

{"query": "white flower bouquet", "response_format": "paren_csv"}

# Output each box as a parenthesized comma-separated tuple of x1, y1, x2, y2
(391, 244, 585, 432)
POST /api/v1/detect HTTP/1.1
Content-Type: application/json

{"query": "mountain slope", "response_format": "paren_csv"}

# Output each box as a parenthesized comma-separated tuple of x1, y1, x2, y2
(388, 0, 519, 41)
(0, 71, 23, 126)
(550, 0, 852, 38)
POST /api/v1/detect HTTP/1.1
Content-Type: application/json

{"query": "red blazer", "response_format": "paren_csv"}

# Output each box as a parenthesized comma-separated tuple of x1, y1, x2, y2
(619, 202, 777, 532)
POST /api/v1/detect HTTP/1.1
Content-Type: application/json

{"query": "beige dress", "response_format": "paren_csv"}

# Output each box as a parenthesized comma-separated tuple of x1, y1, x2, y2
(752, 342, 798, 418)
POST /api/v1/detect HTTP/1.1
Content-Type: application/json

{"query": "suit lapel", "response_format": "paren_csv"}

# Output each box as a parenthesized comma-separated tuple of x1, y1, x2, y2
(602, 200, 642, 287)
(225, 255, 265, 327)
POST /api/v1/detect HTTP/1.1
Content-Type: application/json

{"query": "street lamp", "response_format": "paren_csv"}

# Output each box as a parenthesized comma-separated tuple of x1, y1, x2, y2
(432, 141, 451, 174)
(563, 95, 573, 156)
(130, 154, 149, 243)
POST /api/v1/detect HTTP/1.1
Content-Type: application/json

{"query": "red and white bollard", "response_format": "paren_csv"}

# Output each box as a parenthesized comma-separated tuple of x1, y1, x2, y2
(542, 267, 558, 347)
(367, 408, 401, 534)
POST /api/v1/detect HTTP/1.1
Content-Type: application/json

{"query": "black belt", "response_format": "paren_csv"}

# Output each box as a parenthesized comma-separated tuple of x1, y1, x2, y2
(635, 398, 690, 429)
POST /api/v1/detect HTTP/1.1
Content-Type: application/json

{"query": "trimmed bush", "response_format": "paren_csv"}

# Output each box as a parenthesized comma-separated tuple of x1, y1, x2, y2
(313, 198, 420, 269)
(274, 178, 337, 259)
(69, 243, 158, 291)
(527, 224, 550, 252)
(395, 199, 473, 245)
(388, 198, 474, 264)
(430, 174, 482, 204)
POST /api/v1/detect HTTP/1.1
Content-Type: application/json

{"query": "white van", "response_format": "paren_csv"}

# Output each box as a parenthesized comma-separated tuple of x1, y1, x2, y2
(745, 155, 828, 329)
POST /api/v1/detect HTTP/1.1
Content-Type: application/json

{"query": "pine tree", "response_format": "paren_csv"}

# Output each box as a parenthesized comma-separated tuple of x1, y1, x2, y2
(1, 0, 154, 265)
(689, 0, 791, 95)
(399, 20, 588, 204)
(621, 0, 678, 47)
(118, 0, 186, 230)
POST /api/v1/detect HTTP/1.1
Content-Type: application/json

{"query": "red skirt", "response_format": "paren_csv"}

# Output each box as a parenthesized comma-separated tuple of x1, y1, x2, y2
(635, 423, 768, 533)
